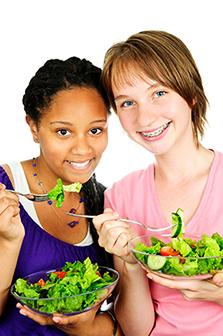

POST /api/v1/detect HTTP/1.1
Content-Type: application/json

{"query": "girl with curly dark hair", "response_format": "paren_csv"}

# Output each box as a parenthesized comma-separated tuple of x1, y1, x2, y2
(0, 56, 122, 336)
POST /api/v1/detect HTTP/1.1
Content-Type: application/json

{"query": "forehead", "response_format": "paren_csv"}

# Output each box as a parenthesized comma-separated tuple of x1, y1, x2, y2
(49, 87, 105, 110)
(111, 63, 158, 94)
(40, 87, 108, 123)
(111, 59, 163, 93)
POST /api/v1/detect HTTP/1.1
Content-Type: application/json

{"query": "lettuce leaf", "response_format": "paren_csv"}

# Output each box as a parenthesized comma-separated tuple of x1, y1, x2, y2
(134, 232, 223, 276)
(47, 178, 82, 208)
(14, 258, 114, 314)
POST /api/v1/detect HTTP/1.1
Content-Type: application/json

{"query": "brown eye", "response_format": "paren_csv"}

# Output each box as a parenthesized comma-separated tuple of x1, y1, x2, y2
(57, 129, 70, 136)
(89, 128, 102, 135)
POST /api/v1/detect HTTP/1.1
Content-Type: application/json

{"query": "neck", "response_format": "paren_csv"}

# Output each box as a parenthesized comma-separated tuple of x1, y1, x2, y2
(154, 143, 213, 183)
(31, 157, 85, 228)
(33, 156, 60, 191)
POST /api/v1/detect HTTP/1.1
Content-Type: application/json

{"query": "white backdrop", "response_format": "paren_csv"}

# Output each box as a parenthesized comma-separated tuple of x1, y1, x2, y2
(1, 0, 223, 187)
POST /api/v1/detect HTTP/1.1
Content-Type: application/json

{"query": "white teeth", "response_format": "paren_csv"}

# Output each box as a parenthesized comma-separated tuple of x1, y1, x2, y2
(68, 160, 90, 169)
(142, 123, 169, 138)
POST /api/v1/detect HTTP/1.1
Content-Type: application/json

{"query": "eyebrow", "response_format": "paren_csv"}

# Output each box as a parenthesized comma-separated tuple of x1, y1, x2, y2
(114, 95, 130, 102)
(50, 121, 73, 126)
(50, 119, 107, 126)
(114, 83, 161, 101)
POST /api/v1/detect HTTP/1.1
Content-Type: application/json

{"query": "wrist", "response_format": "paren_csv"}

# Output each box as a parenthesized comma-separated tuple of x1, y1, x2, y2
(0, 237, 23, 250)
(123, 260, 143, 273)
(103, 311, 118, 336)
(95, 311, 117, 336)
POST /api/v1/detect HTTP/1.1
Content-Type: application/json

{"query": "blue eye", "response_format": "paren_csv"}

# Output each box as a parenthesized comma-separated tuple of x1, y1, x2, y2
(155, 90, 166, 98)
(122, 100, 134, 108)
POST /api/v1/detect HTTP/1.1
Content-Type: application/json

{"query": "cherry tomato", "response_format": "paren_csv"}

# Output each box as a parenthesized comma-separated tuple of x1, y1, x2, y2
(37, 278, 46, 287)
(160, 246, 179, 256)
(53, 271, 67, 279)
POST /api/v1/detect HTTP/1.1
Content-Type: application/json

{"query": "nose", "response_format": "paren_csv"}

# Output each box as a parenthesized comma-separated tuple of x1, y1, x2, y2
(136, 102, 157, 127)
(71, 135, 91, 155)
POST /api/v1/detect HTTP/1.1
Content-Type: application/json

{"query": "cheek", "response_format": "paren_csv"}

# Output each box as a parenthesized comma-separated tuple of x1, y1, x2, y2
(39, 138, 68, 158)
(167, 97, 191, 119)
(118, 112, 135, 131)
(93, 135, 108, 158)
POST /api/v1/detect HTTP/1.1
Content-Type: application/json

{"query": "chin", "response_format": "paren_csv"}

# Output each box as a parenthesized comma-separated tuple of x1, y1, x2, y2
(140, 142, 172, 156)
(76, 170, 96, 184)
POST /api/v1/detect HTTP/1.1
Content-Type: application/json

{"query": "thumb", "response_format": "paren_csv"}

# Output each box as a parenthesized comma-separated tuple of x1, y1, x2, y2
(212, 272, 223, 286)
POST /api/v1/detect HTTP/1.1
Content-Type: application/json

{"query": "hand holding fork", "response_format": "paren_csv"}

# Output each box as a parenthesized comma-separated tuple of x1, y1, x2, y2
(5, 188, 175, 233)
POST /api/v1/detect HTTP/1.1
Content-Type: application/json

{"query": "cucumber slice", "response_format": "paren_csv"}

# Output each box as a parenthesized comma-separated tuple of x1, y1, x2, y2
(171, 213, 182, 238)
(171, 208, 184, 238)
(176, 208, 184, 222)
(147, 255, 166, 270)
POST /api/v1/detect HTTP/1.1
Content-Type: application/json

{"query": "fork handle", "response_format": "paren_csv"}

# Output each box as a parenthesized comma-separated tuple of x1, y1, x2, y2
(65, 212, 136, 223)
(65, 212, 144, 226)
(64, 212, 95, 219)
(64, 212, 174, 232)
(5, 189, 21, 196)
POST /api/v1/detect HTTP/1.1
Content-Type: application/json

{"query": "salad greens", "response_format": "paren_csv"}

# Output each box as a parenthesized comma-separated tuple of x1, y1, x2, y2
(133, 209, 223, 276)
(47, 178, 82, 207)
(134, 233, 223, 276)
(13, 258, 115, 314)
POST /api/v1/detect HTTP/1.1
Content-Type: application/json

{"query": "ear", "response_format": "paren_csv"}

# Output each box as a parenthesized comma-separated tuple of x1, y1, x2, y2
(192, 98, 196, 106)
(26, 116, 39, 143)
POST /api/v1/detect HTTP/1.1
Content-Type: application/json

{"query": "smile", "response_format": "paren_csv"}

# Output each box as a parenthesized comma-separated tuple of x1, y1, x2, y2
(67, 160, 91, 170)
(141, 122, 171, 138)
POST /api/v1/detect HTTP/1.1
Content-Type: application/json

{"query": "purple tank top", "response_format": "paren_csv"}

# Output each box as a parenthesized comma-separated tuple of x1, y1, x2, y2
(0, 166, 108, 335)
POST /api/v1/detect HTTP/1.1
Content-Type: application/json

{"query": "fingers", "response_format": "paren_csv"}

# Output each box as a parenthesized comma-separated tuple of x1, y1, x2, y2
(52, 306, 97, 327)
(100, 226, 131, 255)
(147, 272, 223, 302)
(16, 304, 53, 326)
(93, 209, 131, 255)
(1, 203, 20, 219)
(52, 315, 75, 326)
(181, 290, 194, 301)
(0, 183, 6, 191)
(212, 272, 223, 286)
(0, 192, 21, 235)
(146, 272, 200, 290)
(16, 303, 98, 328)
(0, 183, 18, 199)
(93, 208, 120, 232)
(0, 185, 19, 216)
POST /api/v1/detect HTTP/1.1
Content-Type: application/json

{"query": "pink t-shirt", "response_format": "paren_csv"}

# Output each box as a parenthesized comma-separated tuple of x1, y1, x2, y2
(105, 151, 223, 336)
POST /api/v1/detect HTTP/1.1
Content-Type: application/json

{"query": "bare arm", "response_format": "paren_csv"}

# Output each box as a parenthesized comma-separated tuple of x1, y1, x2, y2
(0, 239, 23, 314)
(16, 304, 124, 336)
(114, 256, 154, 336)
(0, 183, 24, 315)
(93, 209, 155, 335)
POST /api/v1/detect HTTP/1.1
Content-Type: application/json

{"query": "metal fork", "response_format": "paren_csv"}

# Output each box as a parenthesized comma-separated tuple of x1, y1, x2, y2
(65, 212, 175, 232)
(5, 189, 49, 202)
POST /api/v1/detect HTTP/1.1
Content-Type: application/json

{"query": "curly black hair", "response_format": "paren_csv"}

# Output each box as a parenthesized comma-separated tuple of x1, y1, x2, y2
(23, 56, 110, 122)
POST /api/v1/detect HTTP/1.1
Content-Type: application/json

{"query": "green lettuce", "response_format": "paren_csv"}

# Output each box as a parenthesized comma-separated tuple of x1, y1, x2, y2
(47, 178, 82, 208)
(134, 233, 223, 276)
(14, 258, 114, 314)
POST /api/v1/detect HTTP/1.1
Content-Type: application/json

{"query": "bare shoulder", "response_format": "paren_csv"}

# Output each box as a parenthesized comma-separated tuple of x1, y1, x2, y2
(2, 164, 14, 187)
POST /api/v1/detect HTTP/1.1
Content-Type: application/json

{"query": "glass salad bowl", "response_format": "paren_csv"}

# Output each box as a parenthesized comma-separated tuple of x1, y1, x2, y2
(129, 232, 223, 280)
(11, 258, 119, 316)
